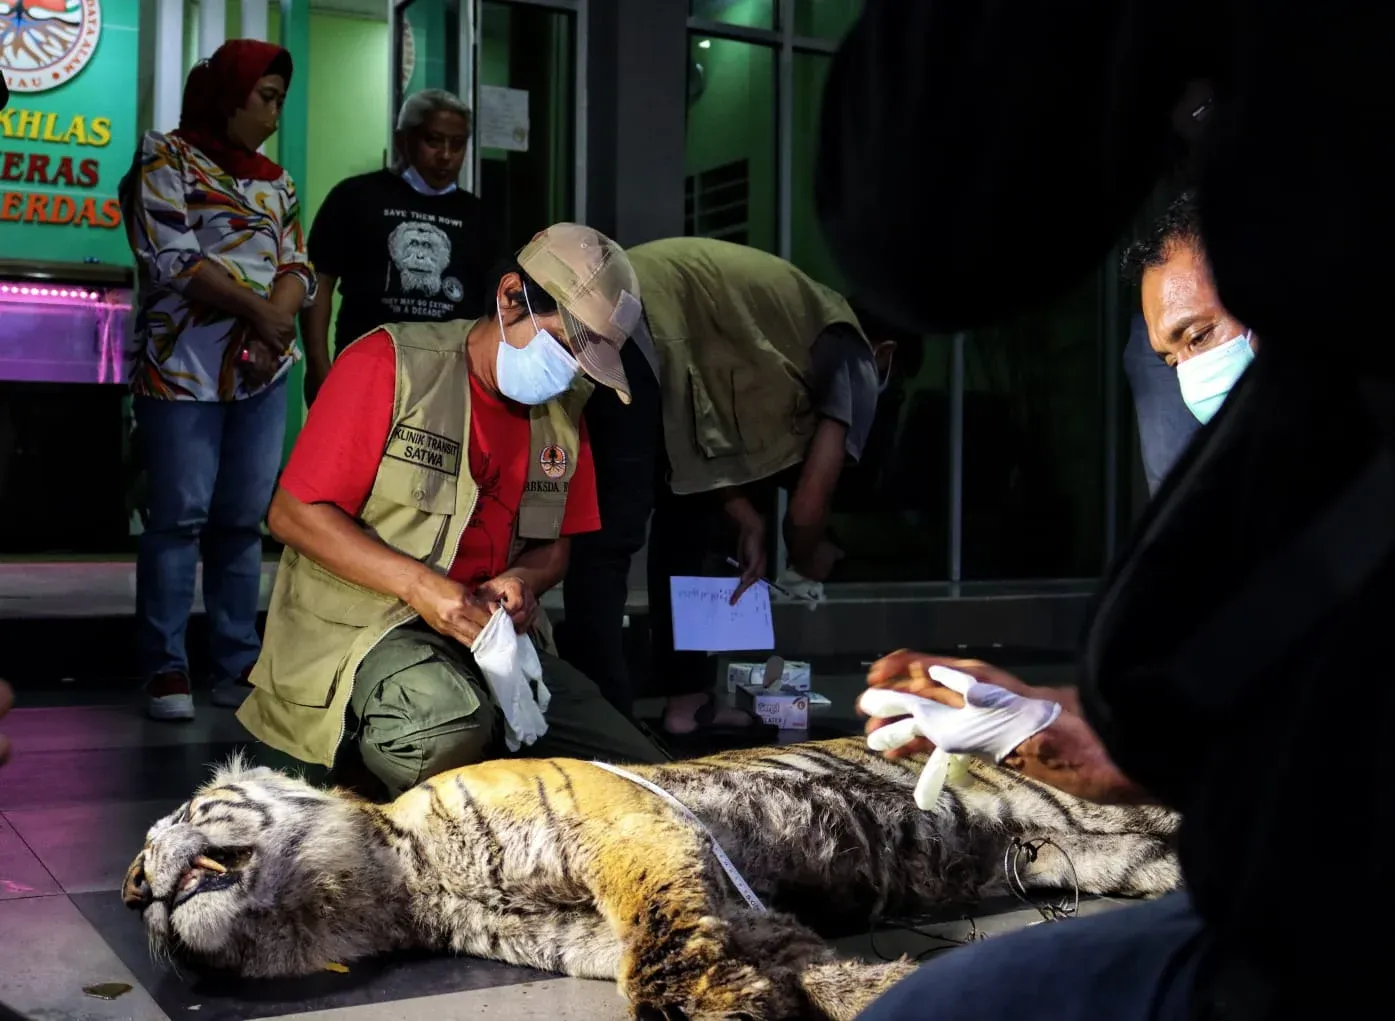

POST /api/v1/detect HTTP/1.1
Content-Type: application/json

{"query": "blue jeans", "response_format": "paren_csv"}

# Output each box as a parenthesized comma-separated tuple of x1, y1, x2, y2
(857, 892, 1205, 1020)
(1123, 313, 1200, 496)
(134, 381, 287, 682)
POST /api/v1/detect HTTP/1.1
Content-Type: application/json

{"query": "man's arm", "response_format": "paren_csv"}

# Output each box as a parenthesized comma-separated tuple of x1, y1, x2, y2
(499, 538, 571, 596)
(719, 487, 768, 603)
(784, 416, 848, 578)
(267, 490, 430, 602)
(1004, 713, 1158, 805)
(300, 272, 337, 404)
(865, 651, 1154, 805)
(301, 183, 345, 404)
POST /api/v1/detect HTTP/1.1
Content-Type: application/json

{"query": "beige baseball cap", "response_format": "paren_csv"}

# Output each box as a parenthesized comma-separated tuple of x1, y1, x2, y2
(517, 222, 643, 404)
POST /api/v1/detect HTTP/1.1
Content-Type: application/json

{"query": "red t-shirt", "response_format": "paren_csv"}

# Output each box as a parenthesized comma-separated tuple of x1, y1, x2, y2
(280, 330, 601, 587)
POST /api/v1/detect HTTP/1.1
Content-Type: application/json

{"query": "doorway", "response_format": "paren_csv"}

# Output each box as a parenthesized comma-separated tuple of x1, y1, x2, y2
(392, 0, 581, 250)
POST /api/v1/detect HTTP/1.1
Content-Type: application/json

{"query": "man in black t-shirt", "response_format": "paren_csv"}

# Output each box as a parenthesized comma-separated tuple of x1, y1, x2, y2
(301, 89, 501, 404)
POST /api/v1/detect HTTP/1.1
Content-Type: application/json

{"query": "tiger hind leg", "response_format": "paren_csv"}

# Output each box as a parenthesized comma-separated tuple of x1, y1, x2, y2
(584, 815, 905, 1020)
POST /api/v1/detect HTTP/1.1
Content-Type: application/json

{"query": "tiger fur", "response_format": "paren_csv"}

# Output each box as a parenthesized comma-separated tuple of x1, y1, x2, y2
(123, 737, 1181, 1021)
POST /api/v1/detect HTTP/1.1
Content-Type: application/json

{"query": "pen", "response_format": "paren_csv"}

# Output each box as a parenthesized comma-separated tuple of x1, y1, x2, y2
(723, 557, 814, 601)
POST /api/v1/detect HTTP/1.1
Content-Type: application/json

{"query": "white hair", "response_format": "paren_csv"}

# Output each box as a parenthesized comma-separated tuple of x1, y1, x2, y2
(392, 89, 473, 172)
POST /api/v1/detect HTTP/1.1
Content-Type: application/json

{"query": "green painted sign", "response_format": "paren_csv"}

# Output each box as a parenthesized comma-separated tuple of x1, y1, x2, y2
(0, 0, 139, 267)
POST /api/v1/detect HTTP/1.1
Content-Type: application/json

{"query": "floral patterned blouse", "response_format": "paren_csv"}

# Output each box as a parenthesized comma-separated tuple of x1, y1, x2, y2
(122, 131, 317, 402)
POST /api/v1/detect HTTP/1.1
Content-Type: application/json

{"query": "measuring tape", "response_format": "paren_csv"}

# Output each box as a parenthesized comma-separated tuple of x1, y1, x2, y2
(589, 760, 767, 913)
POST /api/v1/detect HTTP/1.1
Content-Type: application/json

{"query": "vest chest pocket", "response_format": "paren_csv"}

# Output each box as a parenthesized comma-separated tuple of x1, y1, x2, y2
(362, 458, 459, 563)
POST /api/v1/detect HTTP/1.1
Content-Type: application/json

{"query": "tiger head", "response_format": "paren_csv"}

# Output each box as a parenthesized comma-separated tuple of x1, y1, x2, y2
(122, 756, 411, 977)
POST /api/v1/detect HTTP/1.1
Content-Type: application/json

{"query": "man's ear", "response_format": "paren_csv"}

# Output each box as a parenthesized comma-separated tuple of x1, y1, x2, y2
(496, 272, 525, 317)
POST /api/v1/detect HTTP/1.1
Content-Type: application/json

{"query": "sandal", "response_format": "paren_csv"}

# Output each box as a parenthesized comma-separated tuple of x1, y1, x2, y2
(663, 693, 779, 741)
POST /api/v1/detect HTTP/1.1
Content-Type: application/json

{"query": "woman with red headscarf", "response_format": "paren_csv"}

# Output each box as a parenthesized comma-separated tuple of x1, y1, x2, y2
(120, 39, 316, 723)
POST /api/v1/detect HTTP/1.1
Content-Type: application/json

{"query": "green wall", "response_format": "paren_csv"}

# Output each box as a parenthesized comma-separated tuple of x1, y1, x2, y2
(0, 0, 140, 267)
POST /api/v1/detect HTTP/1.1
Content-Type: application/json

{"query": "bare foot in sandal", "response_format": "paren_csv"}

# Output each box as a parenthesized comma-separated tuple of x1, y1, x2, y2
(663, 692, 760, 735)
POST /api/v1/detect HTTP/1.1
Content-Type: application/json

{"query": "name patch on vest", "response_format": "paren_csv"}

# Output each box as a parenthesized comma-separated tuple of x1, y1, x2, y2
(386, 425, 462, 476)
(525, 480, 567, 494)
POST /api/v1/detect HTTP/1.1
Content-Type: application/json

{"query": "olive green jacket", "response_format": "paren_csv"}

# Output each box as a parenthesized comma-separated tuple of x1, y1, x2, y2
(627, 237, 868, 495)
(238, 320, 587, 766)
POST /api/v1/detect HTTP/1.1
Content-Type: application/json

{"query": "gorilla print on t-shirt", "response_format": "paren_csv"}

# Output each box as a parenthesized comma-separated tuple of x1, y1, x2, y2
(386, 215, 468, 317)
(308, 169, 499, 353)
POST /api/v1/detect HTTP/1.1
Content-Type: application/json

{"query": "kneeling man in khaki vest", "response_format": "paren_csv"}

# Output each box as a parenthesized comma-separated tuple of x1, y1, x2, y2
(238, 224, 665, 799)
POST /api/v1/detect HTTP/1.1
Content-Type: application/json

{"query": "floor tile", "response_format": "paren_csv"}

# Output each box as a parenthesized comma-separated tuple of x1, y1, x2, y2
(0, 816, 60, 901)
(831, 893, 1134, 963)
(6, 799, 184, 894)
(273, 978, 628, 1021)
(72, 891, 560, 1021)
(0, 741, 247, 811)
(0, 703, 253, 755)
(0, 894, 170, 1021)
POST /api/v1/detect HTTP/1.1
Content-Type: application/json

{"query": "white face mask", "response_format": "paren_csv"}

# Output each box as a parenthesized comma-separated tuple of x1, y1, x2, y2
(401, 164, 458, 196)
(494, 297, 579, 406)
(1176, 330, 1255, 424)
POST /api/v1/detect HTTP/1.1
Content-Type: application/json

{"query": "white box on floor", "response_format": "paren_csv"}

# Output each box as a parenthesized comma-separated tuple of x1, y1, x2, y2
(725, 659, 812, 694)
(736, 683, 810, 730)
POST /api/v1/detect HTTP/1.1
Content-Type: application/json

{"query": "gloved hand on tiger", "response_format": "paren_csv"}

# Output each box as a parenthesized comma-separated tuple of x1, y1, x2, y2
(858, 663, 1061, 809)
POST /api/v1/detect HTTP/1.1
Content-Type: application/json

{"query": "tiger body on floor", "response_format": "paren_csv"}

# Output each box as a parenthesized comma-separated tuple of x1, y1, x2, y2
(124, 736, 1181, 1021)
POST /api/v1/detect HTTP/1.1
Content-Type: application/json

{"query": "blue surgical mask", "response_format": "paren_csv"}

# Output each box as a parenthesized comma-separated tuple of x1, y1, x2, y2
(1176, 330, 1255, 424)
(495, 298, 579, 405)
(401, 165, 458, 196)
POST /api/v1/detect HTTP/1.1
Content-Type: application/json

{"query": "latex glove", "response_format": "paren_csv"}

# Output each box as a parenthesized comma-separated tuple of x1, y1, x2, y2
(860, 665, 1061, 761)
(859, 666, 1061, 809)
(470, 608, 549, 751)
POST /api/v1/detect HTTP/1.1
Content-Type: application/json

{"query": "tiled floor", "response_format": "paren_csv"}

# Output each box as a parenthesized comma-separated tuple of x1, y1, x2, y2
(0, 677, 1099, 1021)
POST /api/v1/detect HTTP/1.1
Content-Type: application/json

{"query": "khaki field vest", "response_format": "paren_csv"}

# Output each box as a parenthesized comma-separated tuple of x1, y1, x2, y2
(627, 237, 869, 496)
(238, 320, 588, 766)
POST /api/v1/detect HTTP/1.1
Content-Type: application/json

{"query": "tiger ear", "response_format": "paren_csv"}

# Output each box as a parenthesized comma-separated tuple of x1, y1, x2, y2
(208, 751, 282, 787)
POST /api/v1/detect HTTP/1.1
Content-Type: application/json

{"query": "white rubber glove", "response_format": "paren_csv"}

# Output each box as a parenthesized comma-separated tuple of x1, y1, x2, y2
(859, 666, 1062, 810)
(471, 608, 549, 752)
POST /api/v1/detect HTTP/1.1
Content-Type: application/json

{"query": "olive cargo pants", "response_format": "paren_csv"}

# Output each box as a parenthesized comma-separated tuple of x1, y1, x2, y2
(344, 622, 667, 798)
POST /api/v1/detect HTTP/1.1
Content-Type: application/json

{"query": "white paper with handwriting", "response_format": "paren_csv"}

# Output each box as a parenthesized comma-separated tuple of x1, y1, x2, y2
(669, 576, 776, 652)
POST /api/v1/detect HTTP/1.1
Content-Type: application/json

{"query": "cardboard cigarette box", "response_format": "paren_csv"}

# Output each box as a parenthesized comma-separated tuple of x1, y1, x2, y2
(725, 659, 812, 694)
(736, 684, 810, 730)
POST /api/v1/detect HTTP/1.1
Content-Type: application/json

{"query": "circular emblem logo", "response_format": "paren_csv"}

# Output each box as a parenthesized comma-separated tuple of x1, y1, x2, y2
(442, 276, 464, 303)
(539, 444, 568, 480)
(793, 697, 808, 713)
(1, 1, 103, 94)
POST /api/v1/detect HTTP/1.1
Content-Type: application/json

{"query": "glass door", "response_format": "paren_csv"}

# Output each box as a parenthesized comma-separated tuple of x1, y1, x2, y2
(391, 0, 580, 249)
(476, 0, 578, 250)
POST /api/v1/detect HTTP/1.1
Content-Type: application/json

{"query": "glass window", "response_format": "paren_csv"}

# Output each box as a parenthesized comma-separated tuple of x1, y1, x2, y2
(477, 1, 576, 250)
(825, 334, 955, 581)
(684, 36, 777, 252)
(794, 0, 861, 40)
(689, 0, 775, 30)
(789, 53, 842, 290)
(789, 52, 950, 581)
(961, 272, 1107, 579)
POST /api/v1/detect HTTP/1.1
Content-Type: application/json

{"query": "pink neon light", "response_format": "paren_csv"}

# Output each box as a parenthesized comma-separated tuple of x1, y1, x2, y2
(0, 283, 104, 301)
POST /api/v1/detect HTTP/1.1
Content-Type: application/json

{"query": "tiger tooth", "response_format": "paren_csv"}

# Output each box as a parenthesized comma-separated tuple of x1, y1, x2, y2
(192, 855, 227, 874)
